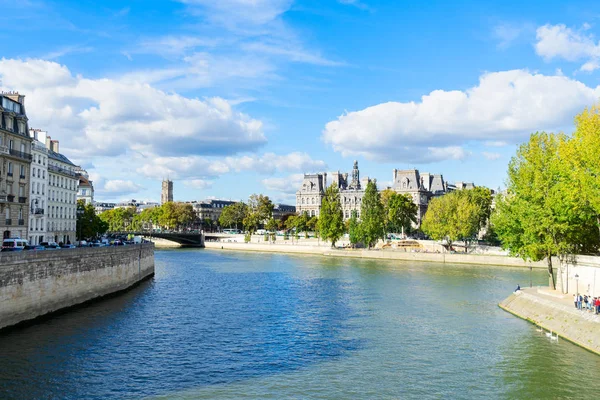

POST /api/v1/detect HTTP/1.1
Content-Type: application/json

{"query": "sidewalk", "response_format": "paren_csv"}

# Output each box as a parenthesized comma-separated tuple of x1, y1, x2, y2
(500, 288, 600, 355)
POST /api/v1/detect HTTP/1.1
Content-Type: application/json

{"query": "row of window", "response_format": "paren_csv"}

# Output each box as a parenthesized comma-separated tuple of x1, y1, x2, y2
(32, 166, 46, 180)
(5, 161, 27, 178)
(33, 153, 46, 166)
(48, 205, 76, 220)
(29, 221, 75, 232)
(49, 189, 76, 204)
(5, 183, 26, 197)
(4, 207, 23, 220)
(49, 173, 76, 190)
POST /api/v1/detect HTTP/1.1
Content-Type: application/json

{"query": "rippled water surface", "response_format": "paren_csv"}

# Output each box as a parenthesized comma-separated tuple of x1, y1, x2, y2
(2, 249, 600, 399)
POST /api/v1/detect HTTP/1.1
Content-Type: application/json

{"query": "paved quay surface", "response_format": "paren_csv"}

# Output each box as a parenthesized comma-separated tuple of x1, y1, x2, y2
(500, 287, 600, 355)
(204, 240, 547, 268)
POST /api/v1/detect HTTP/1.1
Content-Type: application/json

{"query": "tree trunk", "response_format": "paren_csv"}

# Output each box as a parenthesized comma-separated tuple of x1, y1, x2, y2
(547, 256, 556, 289)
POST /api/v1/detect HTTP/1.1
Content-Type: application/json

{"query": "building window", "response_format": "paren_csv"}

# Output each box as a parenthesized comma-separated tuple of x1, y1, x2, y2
(7, 162, 13, 176)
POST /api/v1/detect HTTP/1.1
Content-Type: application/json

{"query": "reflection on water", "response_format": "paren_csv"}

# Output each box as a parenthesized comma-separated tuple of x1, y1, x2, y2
(1, 249, 599, 399)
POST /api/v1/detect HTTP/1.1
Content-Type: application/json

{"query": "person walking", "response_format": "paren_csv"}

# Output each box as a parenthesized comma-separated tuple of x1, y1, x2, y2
(578, 294, 583, 310)
(584, 295, 589, 311)
(574, 294, 578, 309)
(595, 297, 600, 315)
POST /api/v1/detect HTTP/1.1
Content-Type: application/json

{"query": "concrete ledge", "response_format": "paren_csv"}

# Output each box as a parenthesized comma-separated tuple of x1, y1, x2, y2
(0, 244, 155, 331)
(499, 290, 600, 356)
(204, 241, 546, 268)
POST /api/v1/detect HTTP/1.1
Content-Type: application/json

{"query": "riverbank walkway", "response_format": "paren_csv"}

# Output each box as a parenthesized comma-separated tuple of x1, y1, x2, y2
(500, 287, 600, 355)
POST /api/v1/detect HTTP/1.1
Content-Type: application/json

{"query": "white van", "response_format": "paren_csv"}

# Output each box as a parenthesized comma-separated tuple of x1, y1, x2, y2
(2, 238, 29, 251)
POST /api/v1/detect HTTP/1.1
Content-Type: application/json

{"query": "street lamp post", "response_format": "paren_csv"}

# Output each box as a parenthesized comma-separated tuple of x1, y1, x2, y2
(575, 273, 579, 297)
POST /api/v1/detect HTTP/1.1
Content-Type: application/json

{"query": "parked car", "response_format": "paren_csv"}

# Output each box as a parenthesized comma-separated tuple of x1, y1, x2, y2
(40, 242, 60, 249)
(61, 244, 76, 249)
(2, 238, 28, 251)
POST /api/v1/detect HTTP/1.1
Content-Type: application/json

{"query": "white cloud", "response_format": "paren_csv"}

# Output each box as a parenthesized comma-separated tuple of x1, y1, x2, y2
(580, 60, 600, 72)
(101, 180, 143, 195)
(0, 58, 266, 158)
(484, 140, 508, 147)
(322, 69, 600, 162)
(179, 0, 293, 31)
(183, 179, 213, 190)
(136, 152, 326, 180)
(535, 23, 600, 70)
(241, 42, 346, 67)
(338, 0, 369, 10)
(226, 152, 327, 174)
(135, 36, 222, 57)
(493, 23, 531, 49)
(482, 152, 501, 160)
(262, 173, 304, 194)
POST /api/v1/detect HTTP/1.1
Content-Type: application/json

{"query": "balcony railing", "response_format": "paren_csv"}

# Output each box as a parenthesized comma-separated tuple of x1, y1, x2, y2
(8, 148, 32, 161)
(0, 194, 7, 202)
(48, 164, 77, 178)
(19, 175, 25, 179)
(18, 219, 24, 226)
(7, 194, 14, 202)
(33, 208, 44, 215)
(5, 219, 11, 225)
(0, 144, 8, 155)
(18, 196, 26, 203)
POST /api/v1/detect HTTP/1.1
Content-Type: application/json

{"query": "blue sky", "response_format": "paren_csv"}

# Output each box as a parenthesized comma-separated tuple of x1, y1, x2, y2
(2, 0, 600, 203)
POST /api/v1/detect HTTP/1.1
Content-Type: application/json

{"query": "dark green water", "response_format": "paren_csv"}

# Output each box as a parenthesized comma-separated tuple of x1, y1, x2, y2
(1, 249, 599, 399)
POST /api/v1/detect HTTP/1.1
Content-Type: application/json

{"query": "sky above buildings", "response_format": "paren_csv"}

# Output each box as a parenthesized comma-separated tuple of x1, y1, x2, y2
(1, 0, 600, 203)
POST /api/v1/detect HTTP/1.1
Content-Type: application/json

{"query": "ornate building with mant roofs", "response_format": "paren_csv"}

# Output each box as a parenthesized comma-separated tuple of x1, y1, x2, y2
(0, 92, 32, 240)
(297, 162, 475, 225)
(296, 161, 372, 220)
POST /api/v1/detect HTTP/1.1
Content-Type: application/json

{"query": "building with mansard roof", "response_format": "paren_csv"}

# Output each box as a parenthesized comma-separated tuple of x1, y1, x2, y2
(296, 161, 372, 220)
(0, 92, 32, 240)
(27, 129, 48, 244)
(46, 136, 78, 244)
(297, 161, 476, 226)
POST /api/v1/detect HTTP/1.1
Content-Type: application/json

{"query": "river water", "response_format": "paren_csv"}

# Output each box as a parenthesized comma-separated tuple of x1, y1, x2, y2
(1, 249, 600, 399)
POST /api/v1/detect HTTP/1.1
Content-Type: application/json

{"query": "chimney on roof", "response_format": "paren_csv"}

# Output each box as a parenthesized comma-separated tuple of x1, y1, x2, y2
(51, 140, 59, 153)
(45, 135, 52, 150)
(2, 92, 25, 105)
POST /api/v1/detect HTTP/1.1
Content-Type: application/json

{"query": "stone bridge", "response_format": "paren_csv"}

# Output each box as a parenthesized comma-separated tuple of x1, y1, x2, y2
(112, 232, 205, 247)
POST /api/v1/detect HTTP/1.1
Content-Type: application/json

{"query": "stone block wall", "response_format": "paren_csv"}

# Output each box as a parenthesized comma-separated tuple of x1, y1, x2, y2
(0, 243, 154, 330)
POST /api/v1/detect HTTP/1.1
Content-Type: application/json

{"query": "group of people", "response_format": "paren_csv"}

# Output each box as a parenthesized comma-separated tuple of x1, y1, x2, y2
(573, 294, 600, 314)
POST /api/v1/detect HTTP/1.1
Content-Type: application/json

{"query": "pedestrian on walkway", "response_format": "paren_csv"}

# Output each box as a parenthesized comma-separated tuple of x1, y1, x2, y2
(578, 294, 583, 310)
(595, 297, 600, 314)
(584, 295, 589, 311)
(574, 294, 578, 309)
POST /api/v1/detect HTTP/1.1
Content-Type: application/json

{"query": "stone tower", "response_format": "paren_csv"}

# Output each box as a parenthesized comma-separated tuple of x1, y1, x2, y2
(348, 160, 361, 190)
(161, 179, 173, 204)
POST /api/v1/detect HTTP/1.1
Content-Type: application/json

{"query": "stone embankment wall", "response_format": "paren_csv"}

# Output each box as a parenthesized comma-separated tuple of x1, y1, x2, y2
(0, 244, 154, 331)
(500, 289, 600, 355)
(204, 241, 547, 268)
(555, 255, 600, 297)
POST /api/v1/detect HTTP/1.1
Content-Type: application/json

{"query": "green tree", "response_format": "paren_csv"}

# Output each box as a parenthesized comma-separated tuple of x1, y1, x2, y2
(348, 210, 361, 247)
(219, 202, 248, 230)
(386, 192, 418, 236)
(295, 212, 310, 238)
(76, 200, 108, 240)
(158, 202, 179, 230)
(359, 180, 385, 248)
(100, 206, 136, 232)
(318, 184, 345, 247)
(491, 132, 598, 289)
(244, 194, 274, 234)
(570, 105, 600, 243)
(421, 191, 480, 251)
(175, 203, 196, 229)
